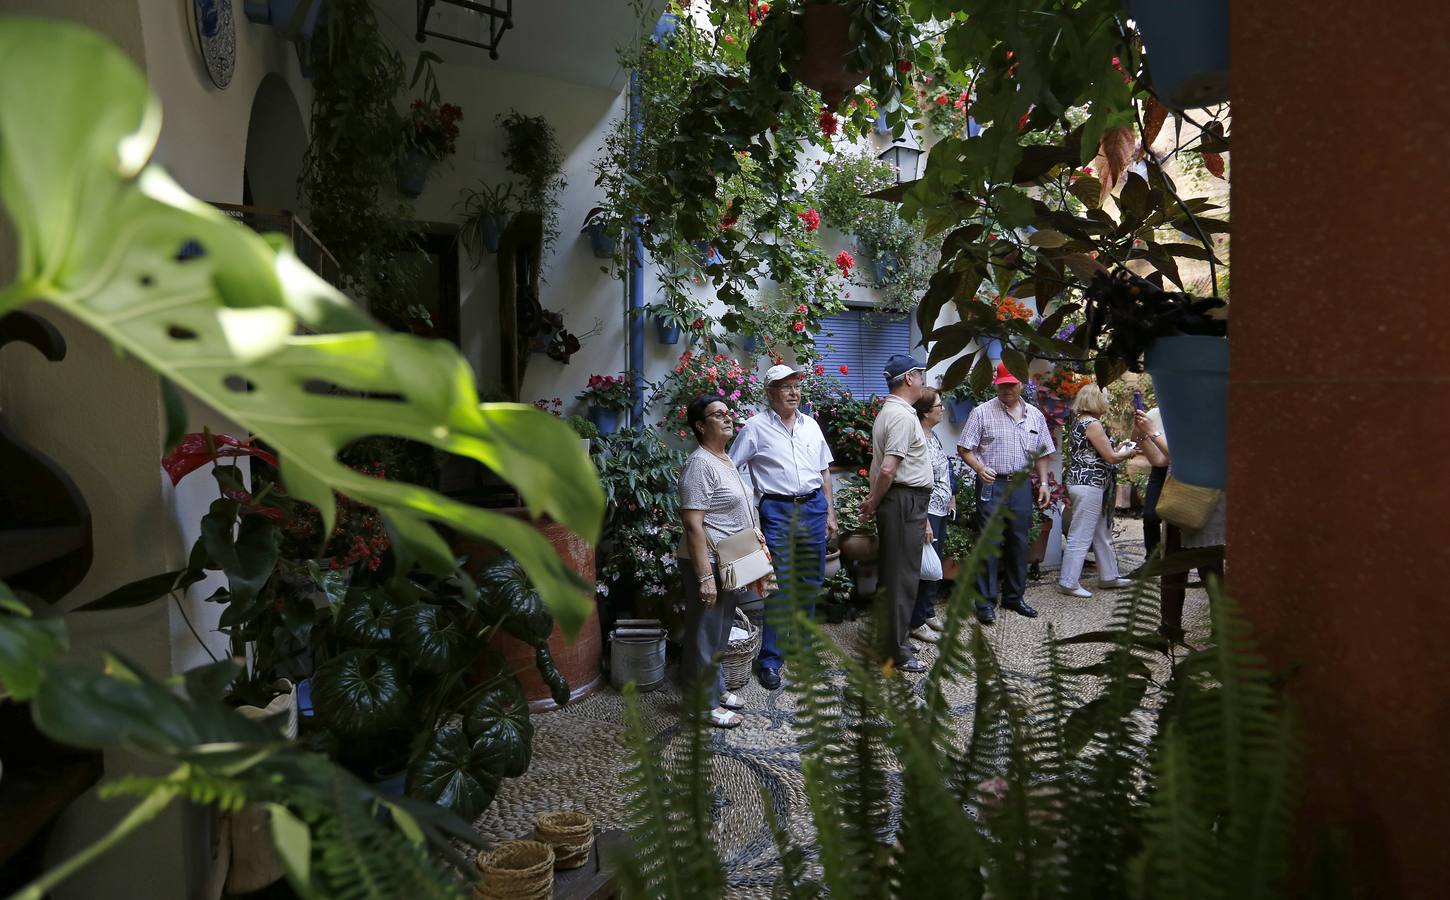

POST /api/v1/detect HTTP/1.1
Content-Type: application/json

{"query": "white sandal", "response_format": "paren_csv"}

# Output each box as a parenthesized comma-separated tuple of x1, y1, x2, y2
(719, 692, 745, 710)
(709, 707, 742, 728)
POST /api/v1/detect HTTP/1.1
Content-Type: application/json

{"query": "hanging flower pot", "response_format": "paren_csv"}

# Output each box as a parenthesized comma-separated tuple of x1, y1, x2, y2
(246, 0, 325, 41)
(1125, 0, 1229, 111)
(396, 148, 431, 198)
(979, 337, 1002, 361)
(794, 3, 868, 111)
(871, 249, 902, 286)
(478, 214, 502, 254)
(741, 334, 759, 354)
(588, 405, 623, 436)
(1143, 334, 1227, 489)
(583, 223, 617, 259)
(695, 240, 724, 268)
(653, 316, 682, 345)
(946, 395, 976, 425)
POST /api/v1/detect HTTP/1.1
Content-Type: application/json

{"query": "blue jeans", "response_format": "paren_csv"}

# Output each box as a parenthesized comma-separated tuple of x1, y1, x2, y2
(911, 513, 947, 628)
(757, 490, 828, 672)
(975, 478, 1032, 609)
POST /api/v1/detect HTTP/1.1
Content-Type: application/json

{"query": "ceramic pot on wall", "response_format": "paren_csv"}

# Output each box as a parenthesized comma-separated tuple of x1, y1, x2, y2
(794, 3, 868, 110)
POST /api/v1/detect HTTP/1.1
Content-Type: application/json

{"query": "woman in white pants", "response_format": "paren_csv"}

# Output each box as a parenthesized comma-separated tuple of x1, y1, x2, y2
(1058, 385, 1138, 597)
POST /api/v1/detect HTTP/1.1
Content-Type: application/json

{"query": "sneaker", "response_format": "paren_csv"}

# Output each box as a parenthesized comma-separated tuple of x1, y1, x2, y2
(924, 615, 947, 632)
(910, 625, 941, 644)
(1098, 577, 1134, 589)
(1056, 583, 1093, 598)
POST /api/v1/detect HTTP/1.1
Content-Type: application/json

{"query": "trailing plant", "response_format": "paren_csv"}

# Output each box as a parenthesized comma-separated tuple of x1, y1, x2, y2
(614, 485, 1304, 899)
(300, 0, 421, 326)
(405, 51, 463, 162)
(498, 110, 566, 257)
(456, 180, 516, 265)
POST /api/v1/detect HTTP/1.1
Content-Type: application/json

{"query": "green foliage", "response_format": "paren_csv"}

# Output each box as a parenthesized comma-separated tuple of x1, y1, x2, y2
(832, 476, 876, 538)
(811, 375, 881, 472)
(498, 110, 566, 257)
(594, 428, 689, 609)
(615, 483, 1302, 899)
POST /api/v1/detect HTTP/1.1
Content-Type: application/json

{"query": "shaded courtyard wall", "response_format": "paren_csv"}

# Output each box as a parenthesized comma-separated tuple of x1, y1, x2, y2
(1233, 4, 1450, 897)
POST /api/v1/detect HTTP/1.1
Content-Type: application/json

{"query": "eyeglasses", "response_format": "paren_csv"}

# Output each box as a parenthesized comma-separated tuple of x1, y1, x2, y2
(772, 384, 802, 394)
(931, 403, 944, 410)
(704, 411, 733, 421)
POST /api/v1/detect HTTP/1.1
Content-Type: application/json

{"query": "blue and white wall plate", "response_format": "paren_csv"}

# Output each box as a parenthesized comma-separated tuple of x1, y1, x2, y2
(191, 0, 237, 89)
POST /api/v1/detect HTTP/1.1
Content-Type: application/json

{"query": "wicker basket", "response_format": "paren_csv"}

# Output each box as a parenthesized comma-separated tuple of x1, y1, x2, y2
(534, 811, 594, 870)
(475, 840, 555, 900)
(719, 607, 762, 691)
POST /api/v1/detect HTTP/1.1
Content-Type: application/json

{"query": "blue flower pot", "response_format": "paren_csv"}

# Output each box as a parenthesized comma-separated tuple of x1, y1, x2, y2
(584, 223, 617, 259)
(652, 12, 679, 44)
(397, 149, 429, 198)
(741, 334, 758, 354)
(696, 240, 723, 269)
(266, 0, 325, 40)
(980, 337, 1002, 361)
(1125, 0, 1229, 111)
(1144, 335, 1228, 489)
(588, 405, 622, 436)
(479, 214, 501, 254)
(653, 316, 682, 345)
(243, 0, 270, 23)
(872, 250, 902, 286)
(946, 395, 976, 425)
(873, 113, 890, 136)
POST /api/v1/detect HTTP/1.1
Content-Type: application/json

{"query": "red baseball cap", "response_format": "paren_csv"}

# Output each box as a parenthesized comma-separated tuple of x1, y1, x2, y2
(992, 362, 1021, 385)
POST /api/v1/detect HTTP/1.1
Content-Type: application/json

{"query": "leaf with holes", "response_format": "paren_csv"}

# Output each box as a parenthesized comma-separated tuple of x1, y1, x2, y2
(0, 20, 603, 637)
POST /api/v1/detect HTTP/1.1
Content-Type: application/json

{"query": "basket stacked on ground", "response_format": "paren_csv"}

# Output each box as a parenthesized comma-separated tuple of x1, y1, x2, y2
(533, 811, 594, 870)
(720, 607, 762, 691)
(475, 840, 555, 900)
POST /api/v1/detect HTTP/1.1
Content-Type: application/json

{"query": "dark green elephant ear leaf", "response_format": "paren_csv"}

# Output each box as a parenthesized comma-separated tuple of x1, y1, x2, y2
(476, 556, 553, 645)
(407, 718, 509, 820)
(396, 602, 467, 674)
(535, 645, 571, 709)
(311, 649, 407, 737)
(334, 589, 395, 648)
(464, 680, 533, 778)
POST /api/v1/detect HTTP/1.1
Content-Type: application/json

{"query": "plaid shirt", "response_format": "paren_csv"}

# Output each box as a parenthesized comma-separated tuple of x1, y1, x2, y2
(956, 398, 1057, 474)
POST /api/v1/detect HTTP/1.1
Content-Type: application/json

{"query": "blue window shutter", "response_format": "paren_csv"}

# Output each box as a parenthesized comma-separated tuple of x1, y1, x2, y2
(817, 309, 910, 398)
(818, 312, 865, 395)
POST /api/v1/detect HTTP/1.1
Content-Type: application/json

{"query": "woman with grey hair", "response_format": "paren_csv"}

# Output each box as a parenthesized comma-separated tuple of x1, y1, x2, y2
(1058, 384, 1138, 597)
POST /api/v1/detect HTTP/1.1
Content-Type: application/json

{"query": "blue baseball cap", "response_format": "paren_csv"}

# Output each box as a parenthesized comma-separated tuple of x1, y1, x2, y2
(883, 353, 927, 384)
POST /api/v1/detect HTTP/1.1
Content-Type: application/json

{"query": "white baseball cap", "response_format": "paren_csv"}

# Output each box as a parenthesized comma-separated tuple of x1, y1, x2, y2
(765, 363, 806, 386)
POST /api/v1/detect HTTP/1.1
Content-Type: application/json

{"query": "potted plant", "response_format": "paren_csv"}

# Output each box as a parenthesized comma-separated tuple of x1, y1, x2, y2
(812, 374, 879, 472)
(582, 206, 620, 260)
(1081, 268, 1228, 488)
(833, 476, 878, 561)
(499, 110, 566, 258)
(941, 382, 982, 426)
(649, 305, 685, 345)
(397, 52, 462, 198)
(457, 181, 515, 260)
(243, 0, 326, 41)
(578, 373, 634, 436)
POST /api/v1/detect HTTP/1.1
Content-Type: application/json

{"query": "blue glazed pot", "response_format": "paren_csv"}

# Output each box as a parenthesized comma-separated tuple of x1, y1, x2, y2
(741, 334, 758, 354)
(397, 149, 429, 198)
(872, 250, 902, 286)
(653, 316, 682, 345)
(652, 12, 679, 44)
(242, 0, 270, 23)
(980, 337, 1002, 361)
(1143, 334, 1228, 489)
(1125, 0, 1229, 111)
(268, 0, 324, 40)
(946, 395, 976, 425)
(479, 214, 501, 254)
(588, 405, 622, 436)
(873, 113, 890, 136)
(584, 223, 617, 259)
(696, 240, 724, 269)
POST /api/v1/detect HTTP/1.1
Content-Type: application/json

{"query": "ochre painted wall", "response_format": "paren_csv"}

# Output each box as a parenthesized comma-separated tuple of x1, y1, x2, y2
(1232, 4, 1450, 896)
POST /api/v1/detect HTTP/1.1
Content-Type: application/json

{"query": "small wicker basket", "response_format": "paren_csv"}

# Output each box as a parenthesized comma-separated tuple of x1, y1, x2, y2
(719, 607, 762, 691)
(475, 840, 555, 900)
(534, 810, 594, 870)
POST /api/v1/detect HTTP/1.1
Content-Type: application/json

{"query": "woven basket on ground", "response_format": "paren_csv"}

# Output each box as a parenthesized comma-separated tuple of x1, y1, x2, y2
(534, 811, 594, 870)
(475, 840, 554, 900)
(720, 607, 762, 691)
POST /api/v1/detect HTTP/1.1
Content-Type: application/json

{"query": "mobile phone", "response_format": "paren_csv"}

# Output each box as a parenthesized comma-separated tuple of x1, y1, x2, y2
(1132, 390, 1145, 412)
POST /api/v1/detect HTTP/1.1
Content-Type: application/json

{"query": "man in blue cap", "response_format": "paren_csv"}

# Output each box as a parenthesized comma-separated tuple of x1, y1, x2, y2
(860, 353, 935, 672)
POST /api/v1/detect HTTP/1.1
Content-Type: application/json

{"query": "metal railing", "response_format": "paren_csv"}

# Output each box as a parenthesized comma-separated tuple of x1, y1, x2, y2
(212, 203, 342, 288)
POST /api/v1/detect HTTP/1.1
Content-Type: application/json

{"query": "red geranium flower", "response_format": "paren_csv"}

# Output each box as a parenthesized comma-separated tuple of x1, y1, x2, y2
(818, 107, 837, 136)
(839, 365, 849, 374)
(897, 59, 912, 73)
(814, 364, 826, 375)
(834, 250, 854, 276)
(799, 208, 821, 231)
(793, 321, 805, 332)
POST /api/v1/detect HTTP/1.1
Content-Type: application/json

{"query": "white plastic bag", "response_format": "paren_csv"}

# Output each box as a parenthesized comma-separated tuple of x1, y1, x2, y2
(920, 542, 943, 581)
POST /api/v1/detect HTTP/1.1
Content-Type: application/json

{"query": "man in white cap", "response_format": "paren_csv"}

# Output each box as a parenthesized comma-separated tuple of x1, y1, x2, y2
(729, 363, 837, 690)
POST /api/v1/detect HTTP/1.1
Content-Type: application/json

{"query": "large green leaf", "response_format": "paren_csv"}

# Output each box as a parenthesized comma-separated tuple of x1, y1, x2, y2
(463, 681, 533, 777)
(334, 589, 396, 648)
(311, 650, 409, 737)
(0, 19, 602, 637)
(0, 587, 67, 700)
(406, 718, 508, 820)
(395, 602, 466, 674)
(475, 557, 552, 645)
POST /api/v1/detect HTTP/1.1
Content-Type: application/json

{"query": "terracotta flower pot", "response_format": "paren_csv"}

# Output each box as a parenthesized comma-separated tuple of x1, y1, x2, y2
(839, 533, 879, 562)
(941, 556, 961, 581)
(1027, 517, 1054, 565)
(794, 4, 868, 110)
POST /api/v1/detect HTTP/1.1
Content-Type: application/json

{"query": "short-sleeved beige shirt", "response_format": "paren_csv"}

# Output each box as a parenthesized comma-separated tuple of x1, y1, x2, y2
(870, 395, 933, 488)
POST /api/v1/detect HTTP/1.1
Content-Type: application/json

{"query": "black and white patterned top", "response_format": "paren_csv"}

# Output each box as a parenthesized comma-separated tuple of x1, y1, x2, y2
(1066, 416, 1116, 488)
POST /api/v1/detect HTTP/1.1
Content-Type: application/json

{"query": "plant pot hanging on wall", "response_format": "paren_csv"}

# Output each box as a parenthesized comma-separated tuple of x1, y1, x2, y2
(583, 223, 617, 259)
(588, 405, 623, 436)
(794, 3, 868, 111)
(1124, 0, 1229, 111)
(653, 316, 682, 345)
(243, 0, 325, 41)
(1143, 334, 1227, 489)
(397, 149, 430, 198)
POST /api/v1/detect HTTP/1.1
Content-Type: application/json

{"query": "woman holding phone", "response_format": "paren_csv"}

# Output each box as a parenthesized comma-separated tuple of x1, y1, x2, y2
(1058, 384, 1138, 597)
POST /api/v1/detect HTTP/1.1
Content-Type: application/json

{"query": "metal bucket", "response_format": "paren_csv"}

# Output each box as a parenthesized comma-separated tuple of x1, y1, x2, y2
(610, 636, 667, 692)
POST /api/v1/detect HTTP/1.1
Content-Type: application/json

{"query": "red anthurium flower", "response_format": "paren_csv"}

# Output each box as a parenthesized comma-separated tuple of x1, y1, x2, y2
(162, 432, 279, 487)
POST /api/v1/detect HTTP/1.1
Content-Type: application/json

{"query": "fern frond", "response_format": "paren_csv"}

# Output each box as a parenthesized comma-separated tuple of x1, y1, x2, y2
(100, 769, 263, 814)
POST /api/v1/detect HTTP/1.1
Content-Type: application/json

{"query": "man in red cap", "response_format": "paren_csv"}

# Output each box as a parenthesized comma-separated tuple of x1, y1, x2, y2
(956, 362, 1057, 624)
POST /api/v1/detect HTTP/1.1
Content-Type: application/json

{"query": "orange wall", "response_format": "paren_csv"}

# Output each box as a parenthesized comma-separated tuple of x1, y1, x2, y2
(1232, 4, 1450, 896)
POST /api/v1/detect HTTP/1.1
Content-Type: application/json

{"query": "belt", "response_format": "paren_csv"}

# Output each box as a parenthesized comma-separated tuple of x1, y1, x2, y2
(760, 488, 820, 504)
(889, 483, 932, 494)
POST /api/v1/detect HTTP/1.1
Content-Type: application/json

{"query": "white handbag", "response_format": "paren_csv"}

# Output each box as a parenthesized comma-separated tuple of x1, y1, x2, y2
(920, 542, 943, 582)
(711, 462, 774, 592)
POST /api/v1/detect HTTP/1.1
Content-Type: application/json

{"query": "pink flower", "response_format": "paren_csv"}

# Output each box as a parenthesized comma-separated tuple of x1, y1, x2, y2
(797, 303, 808, 314)
(799, 208, 821, 231)
(793, 320, 805, 332)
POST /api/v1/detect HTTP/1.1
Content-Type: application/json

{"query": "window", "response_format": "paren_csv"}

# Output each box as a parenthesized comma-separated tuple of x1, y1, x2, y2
(816, 309, 912, 398)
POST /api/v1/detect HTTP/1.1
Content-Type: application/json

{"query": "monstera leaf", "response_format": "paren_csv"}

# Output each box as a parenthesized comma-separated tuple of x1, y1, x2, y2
(0, 20, 602, 636)
(464, 680, 533, 778)
(311, 649, 409, 737)
(0, 587, 67, 700)
(475, 556, 552, 645)
(333, 589, 396, 648)
(407, 717, 510, 819)
(395, 602, 467, 674)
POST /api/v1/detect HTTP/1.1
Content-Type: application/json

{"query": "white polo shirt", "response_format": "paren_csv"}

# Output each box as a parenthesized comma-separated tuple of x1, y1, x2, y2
(728, 408, 833, 498)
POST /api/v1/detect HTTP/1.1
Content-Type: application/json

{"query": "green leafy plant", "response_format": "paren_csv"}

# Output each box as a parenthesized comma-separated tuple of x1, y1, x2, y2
(456, 180, 516, 265)
(404, 51, 463, 162)
(1080, 267, 1227, 384)
(592, 428, 689, 621)
(810, 374, 880, 472)
(832, 476, 876, 538)
(498, 110, 566, 257)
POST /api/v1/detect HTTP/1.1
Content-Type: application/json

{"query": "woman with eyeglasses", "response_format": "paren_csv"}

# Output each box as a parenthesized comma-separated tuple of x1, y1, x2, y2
(907, 387, 954, 644)
(677, 395, 770, 728)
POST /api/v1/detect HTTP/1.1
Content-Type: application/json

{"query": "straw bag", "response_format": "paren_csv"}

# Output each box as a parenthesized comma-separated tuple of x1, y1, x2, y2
(475, 841, 554, 900)
(1155, 474, 1222, 531)
(720, 608, 762, 691)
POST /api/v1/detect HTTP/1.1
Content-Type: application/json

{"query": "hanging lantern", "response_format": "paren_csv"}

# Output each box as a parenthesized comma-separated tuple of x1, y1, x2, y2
(877, 143, 923, 183)
(415, 0, 513, 60)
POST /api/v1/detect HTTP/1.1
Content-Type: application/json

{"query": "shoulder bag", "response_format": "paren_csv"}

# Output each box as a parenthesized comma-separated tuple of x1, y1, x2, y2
(1155, 474, 1223, 531)
(711, 462, 774, 592)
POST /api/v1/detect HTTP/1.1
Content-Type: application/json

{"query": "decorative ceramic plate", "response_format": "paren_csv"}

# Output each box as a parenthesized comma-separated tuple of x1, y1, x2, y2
(192, 0, 237, 89)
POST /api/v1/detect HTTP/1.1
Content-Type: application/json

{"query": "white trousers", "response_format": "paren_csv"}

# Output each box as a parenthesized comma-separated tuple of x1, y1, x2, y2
(1060, 483, 1121, 588)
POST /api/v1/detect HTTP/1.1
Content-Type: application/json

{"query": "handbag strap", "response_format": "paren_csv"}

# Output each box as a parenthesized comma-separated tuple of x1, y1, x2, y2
(702, 452, 760, 555)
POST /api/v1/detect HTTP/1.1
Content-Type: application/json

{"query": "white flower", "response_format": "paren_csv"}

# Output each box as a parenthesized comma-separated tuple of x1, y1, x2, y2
(596, 582, 610, 597)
